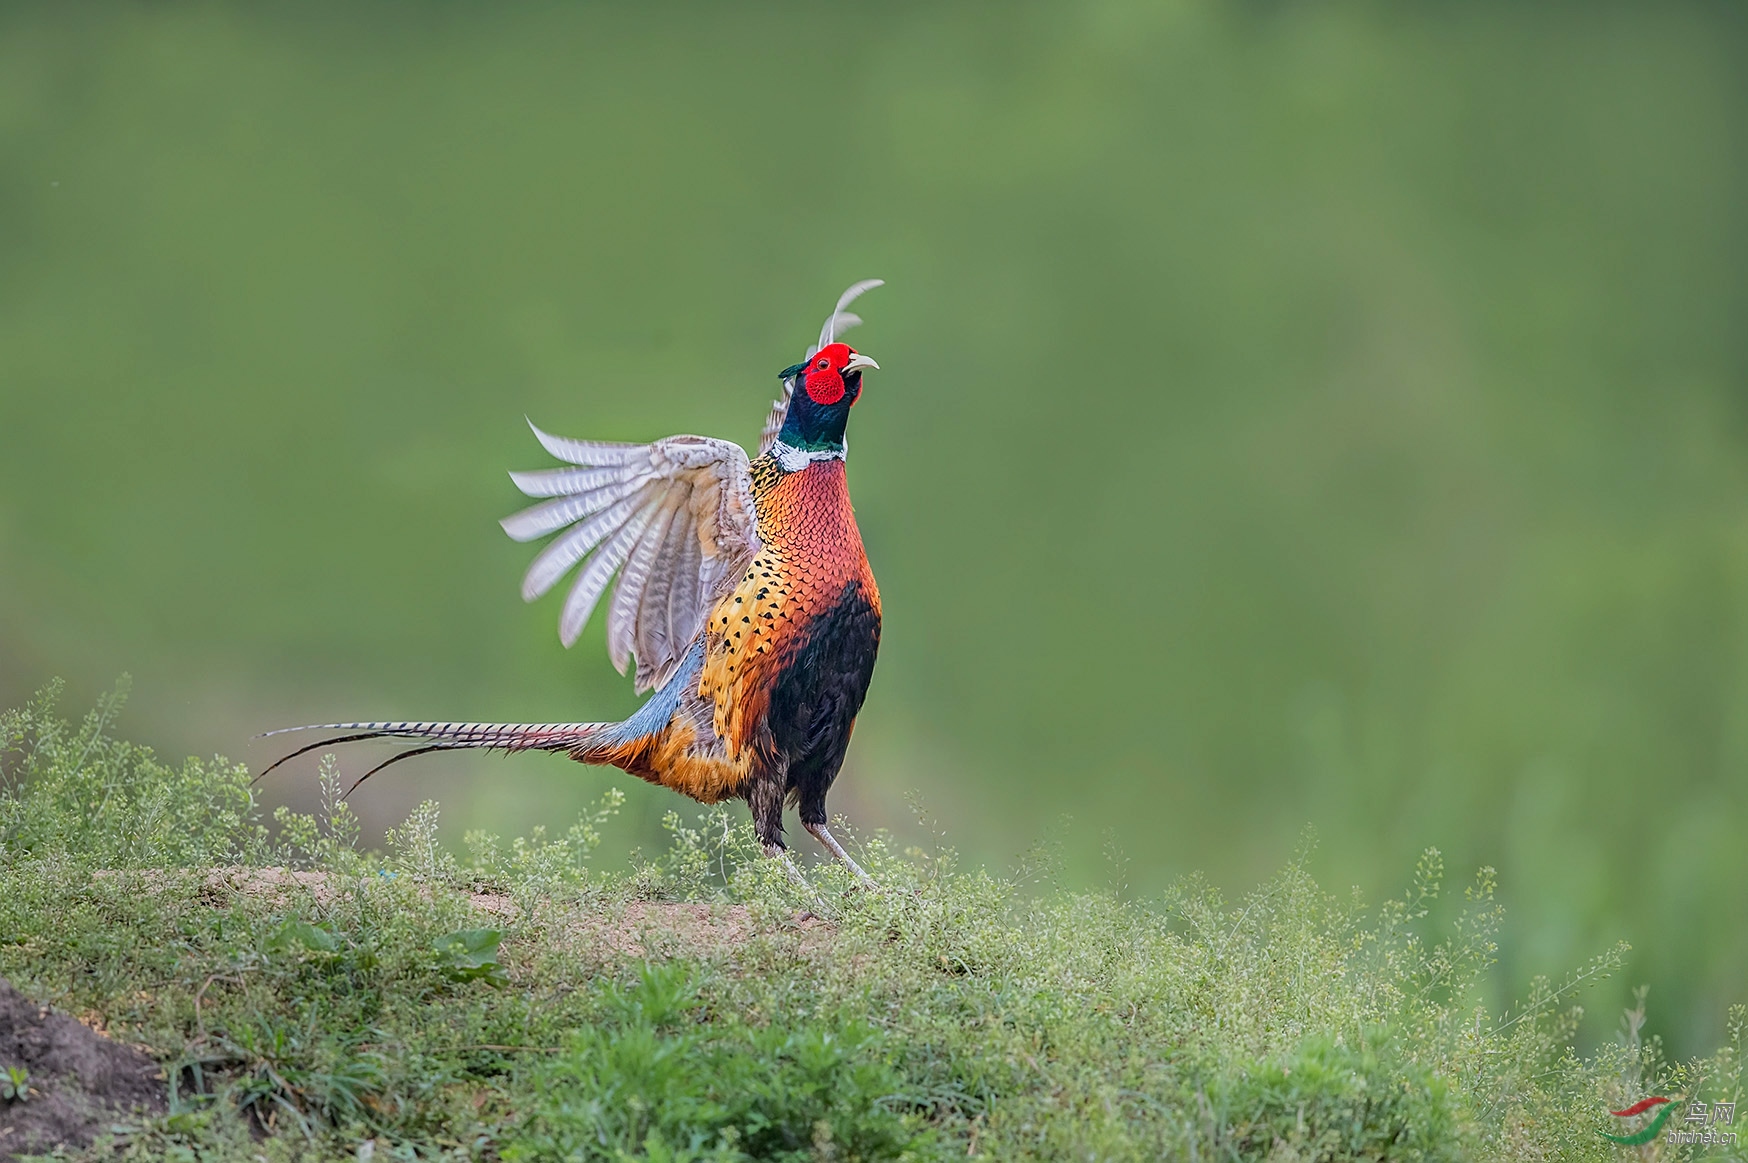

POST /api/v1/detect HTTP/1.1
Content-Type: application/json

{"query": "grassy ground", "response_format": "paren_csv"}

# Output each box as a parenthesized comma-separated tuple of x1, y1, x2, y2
(2, 685, 1742, 1162)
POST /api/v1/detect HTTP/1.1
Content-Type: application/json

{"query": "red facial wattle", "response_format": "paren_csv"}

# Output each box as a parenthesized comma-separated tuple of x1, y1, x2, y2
(803, 367, 844, 406)
(803, 343, 853, 406)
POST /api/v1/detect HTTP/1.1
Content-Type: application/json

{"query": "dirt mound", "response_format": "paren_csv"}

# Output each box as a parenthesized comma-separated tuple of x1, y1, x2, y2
(0, 978, 164, 1161)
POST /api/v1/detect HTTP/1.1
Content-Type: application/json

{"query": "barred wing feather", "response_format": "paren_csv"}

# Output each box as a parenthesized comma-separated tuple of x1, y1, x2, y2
(503, 422, 758, 692)
(757, 380, 795, 457)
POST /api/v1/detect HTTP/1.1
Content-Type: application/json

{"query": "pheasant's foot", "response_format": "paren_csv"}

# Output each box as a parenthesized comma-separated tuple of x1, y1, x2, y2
(763, 843, 829, 910)
(804, 822, 876, 889)
(763, 843, 807, 885)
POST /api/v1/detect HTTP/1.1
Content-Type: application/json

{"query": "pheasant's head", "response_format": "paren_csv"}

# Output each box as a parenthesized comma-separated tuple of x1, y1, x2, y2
(776, 342, 878, 453)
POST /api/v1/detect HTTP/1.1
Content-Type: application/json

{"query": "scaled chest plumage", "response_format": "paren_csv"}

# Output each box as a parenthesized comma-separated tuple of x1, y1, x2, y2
(700, 456, 881, 760)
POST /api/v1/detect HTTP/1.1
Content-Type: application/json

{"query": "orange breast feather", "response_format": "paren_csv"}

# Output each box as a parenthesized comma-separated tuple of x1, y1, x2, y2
(698, 460, 878, 760)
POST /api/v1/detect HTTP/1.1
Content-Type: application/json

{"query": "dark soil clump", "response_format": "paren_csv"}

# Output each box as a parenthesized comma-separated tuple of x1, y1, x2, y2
(0, 977, 164, 1161)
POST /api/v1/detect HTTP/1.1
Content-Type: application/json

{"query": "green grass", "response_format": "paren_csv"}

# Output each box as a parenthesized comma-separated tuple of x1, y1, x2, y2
(5, 2, 1748, 1054)
(2, 684, 1742, 1161)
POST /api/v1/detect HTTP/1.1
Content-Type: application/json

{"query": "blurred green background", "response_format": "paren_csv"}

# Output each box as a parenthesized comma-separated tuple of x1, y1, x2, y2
(2, 2, 1744, 1054)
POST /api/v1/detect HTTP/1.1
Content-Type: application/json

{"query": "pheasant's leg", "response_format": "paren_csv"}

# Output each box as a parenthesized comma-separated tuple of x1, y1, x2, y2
(803, 820, 876, 888)
(747, 770, 785, 851)
(748, 772, 810, 888)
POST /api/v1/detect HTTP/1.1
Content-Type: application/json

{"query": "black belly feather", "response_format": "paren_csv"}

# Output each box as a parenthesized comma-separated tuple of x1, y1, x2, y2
(765, 578, 882, 823)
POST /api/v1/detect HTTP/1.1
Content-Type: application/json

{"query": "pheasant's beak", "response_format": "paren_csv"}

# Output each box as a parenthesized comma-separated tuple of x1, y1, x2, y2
(843, 352, 880, 374)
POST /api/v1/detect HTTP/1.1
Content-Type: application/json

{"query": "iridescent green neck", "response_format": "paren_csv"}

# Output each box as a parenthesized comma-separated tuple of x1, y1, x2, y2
(777, 407, 847, 453)
(775, 369, 852, 454)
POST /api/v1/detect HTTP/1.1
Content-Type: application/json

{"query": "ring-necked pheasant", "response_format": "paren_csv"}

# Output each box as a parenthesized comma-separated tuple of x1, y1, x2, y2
(264, 282, 885, 881)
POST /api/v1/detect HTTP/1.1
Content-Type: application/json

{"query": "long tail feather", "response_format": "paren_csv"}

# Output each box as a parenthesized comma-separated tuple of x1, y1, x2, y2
(256, 720, 613, 785)
(252, 732, 413, 785)
(345, 745, 456, 796)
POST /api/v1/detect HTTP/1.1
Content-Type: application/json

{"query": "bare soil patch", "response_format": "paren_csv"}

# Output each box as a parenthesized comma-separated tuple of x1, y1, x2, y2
(0, 977, 164, 1161)
(192, 867, 835, 961)
(561, 899, 833, 959)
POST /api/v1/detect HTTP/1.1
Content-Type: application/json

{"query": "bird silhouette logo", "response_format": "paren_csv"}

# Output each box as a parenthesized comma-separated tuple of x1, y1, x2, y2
(1601, 1096, 1675, 1145)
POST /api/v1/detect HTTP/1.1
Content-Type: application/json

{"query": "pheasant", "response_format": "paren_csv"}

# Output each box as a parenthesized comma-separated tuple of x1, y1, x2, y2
(265, 282, 885, 881)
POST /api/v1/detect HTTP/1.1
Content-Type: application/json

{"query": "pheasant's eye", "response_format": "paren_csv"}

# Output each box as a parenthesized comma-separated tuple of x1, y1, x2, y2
(816, 358, 829, 370)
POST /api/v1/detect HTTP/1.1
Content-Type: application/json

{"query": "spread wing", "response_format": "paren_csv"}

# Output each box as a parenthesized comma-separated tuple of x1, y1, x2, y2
(502, 423, 758, 693)
(758, 278, 884, 455)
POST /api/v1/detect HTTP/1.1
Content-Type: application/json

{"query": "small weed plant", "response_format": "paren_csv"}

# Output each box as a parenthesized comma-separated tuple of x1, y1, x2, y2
(1, 683, 1741, 1160)
(1, 1064, 29, 1103)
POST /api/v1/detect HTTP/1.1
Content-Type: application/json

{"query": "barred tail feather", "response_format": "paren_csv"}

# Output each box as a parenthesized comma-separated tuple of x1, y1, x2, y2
(255, 719, 613, 785)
